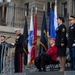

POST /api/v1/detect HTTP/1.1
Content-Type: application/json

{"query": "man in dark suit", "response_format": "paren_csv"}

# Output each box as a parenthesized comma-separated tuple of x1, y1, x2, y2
(55, 17, 67, 71)
(0, 35, 14, 48)
(14, 28, 24, 73)
(0, 35, 9, 72)
(0, 35, 14, 73)
(68, 16, 75, 70)
(0, 35, 8, 55)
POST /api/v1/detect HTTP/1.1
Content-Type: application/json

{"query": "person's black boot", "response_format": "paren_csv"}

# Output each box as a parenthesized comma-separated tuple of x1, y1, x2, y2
(43, 67, 46, 72)
(38, 68, 42, 72)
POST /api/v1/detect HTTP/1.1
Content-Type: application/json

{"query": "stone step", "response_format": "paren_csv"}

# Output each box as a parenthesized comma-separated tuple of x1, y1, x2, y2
(0, 71, 75, 75)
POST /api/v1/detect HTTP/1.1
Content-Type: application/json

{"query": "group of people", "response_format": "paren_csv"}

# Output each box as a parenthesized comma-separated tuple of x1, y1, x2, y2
(0, 15, 75, 73)
(35, 16, 75, 72)
(0, 29, 24, 73)
(56, 16, 75, 71)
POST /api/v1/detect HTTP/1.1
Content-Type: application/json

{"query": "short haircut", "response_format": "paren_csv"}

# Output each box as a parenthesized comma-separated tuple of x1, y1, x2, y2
(1, 35, 6, 38)
(58, 17, 65, 23)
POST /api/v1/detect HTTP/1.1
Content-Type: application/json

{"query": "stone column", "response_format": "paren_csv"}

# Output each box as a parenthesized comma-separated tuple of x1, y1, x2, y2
(67, 0, 72, 16)
(6, 2, 14, 26)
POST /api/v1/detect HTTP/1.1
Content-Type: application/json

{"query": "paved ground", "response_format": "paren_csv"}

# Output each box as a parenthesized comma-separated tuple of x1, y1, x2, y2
(0, 48, 71, 75)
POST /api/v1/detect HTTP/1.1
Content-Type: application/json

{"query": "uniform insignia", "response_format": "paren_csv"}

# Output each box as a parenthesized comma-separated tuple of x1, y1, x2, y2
(62, 38, 63, 40)
(62, 28, 65, 32)
(17, 36, 19, 39)
(56, 28, 59, 31)
(71, 27, 74, 29)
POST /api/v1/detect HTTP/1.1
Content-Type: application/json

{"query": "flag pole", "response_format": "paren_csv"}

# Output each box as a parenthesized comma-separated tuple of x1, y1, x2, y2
(30, 7, 37, 64)
(35, 7, 37, 14)
(23, 9, 28, 66)
(35, 7, 37, 55)
(31, 8, 33, 16)
(25, 10, 27, 17)
(55, 0, 57, 3)
(43, 4, 45, 11)
(54, 0, 58, 30)
(48, 2, 52, 48)
(41, 4, 46, 54)
(28, 8, 34, 65)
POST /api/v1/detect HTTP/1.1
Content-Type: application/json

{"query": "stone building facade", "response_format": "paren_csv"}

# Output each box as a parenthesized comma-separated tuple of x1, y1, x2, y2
(0, 0, 75, 33)
(0, 0, 75, 52)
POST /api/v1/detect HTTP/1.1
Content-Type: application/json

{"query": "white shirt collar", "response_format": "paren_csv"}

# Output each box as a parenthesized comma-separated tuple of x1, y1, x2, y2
(51, 44, 55, 47)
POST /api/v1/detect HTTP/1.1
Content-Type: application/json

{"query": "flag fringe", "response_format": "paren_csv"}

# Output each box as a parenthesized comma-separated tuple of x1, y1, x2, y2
(23, 48, 28, 55)
(39, 42, 47, 51)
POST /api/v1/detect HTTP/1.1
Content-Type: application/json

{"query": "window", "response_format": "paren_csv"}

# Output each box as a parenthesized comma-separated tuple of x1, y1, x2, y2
(0, 5, 7, 20)
(62, 2, 67, 17)
(24, 2, 29, 16)
(47, 2, 55, 16)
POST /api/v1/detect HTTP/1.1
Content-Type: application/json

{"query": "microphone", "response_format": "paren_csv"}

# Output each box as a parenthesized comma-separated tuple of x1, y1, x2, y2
(6, 36, 11, 40)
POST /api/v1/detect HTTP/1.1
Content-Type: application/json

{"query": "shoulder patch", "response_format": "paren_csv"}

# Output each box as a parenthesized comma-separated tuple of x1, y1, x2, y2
(62, 28, 65, 32)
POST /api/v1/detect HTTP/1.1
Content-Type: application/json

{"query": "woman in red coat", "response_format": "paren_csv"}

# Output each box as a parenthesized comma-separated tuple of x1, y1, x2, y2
(34, 38, 57, 71)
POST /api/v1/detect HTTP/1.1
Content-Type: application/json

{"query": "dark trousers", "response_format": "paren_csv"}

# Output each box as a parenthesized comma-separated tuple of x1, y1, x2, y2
(14, 53, 22, 73)
(34, 53, 51, 71)
(69, 48, 75, 70)
(0, 58, 1, 73)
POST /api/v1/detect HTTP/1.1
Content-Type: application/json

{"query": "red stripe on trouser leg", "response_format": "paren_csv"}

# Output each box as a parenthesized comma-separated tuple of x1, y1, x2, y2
(20, 54, 22, 72)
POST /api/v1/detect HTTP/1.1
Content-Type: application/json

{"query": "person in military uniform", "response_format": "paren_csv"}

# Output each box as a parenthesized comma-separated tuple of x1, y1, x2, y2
(55, 17, 67, 72)
(67, 16, 75, 70)
(14, 28, 24, 73)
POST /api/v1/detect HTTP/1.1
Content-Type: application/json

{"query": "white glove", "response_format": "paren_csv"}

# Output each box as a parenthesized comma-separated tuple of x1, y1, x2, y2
(72, 43, 75, 46)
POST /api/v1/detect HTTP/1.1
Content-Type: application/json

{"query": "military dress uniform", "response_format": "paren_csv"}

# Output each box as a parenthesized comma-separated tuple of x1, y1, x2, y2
(14, 34, 24, 73)
(55, 24, 67, 57)
(68, 24, 75, 48)
(68, 23, 75, 70)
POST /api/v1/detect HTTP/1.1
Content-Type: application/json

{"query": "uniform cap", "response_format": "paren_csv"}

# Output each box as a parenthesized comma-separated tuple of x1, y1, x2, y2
(50, 38, 55, 41)
(14, 28, 20, 32)
(69, 16, 75, 20)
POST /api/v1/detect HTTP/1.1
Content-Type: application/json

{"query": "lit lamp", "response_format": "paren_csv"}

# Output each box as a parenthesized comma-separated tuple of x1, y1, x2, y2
(0, 0, 11, 25)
